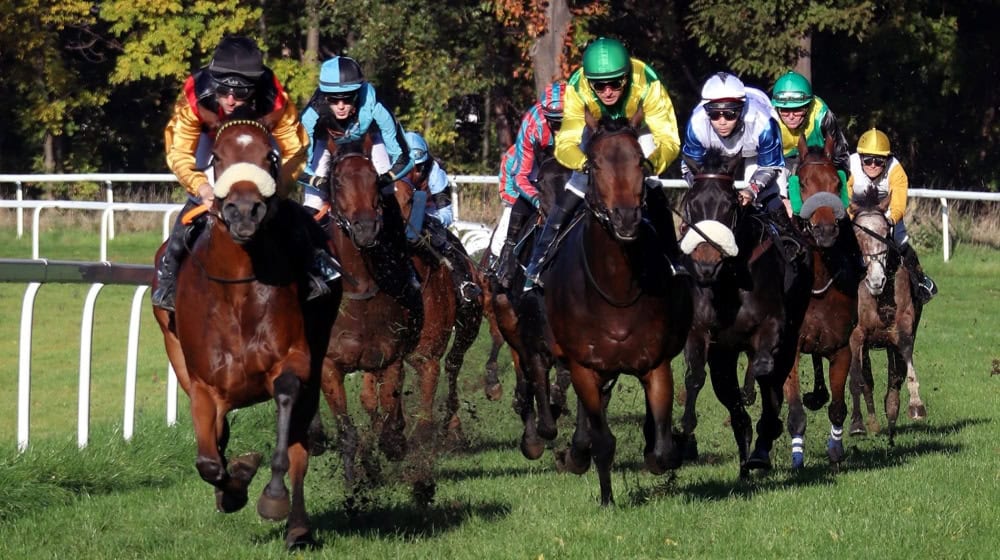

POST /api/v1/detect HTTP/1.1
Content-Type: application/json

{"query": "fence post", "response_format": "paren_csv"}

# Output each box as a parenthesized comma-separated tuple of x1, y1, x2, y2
(17, 282, 41, 452)
(940, 197, 950, 262)
(78, 283, 105, 449)
(105, 180, 115, 240)
(16, 181, 24, 239)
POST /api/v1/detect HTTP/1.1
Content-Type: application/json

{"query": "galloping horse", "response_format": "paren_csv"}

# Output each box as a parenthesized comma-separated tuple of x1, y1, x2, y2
(520, 111, 693, 505)
(677, 148, 812, 476)
(318, 140, 423, 499)
(152, 108, 339, 548)
(482, 146, 573, 460)
(849, 186, 925, 446)
(784, 135, 864, 467)
(394, 169, 483, 447)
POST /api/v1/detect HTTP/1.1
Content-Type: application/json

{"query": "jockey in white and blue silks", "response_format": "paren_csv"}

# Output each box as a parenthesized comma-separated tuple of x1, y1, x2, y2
(681, 72, 786, 215)
(298, 56, 413, 214)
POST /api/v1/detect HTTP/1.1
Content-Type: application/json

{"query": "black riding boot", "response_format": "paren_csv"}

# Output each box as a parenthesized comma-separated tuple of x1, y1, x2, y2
(900, 243, 937, 304)
(643, 179, 687, 276)
(151, 201, 202, 312)
(378, 187, 422, 298)
(291, 203, 341, 301)
(523, 189, 582, 291)
(496, 198, 533, 289)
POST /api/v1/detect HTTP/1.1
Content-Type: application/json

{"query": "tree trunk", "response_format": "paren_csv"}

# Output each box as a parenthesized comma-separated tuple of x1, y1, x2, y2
(531, 0, 571, 92)
(43, 132, 55, 173)
(794, 33, 812, 83)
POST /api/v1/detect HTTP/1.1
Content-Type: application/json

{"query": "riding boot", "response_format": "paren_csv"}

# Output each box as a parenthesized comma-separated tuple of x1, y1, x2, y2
(643, 179, 687, 276)
(900, 243, 937, 304)
(377, 187, 423, 299)
(152, 201, 202, 312)
(291, 203, 341, 301)
(523, 190, 582, 291)
(496, 203, 531, 289)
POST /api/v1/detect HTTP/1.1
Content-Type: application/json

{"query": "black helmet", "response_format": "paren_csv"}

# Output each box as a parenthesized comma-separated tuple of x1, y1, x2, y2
(208, 36, 264, 88)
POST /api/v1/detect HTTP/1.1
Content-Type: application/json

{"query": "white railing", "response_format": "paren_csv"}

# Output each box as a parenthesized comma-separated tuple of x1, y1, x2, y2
(3, 174, 1000, 262)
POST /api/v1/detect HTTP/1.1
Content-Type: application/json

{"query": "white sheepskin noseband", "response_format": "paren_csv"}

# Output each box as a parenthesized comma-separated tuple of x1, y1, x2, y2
(680, 219, 738, 256)
(213, 162, 276, 199)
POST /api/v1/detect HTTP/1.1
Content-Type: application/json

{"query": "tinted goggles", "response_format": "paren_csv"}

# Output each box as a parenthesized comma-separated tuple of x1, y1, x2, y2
(862, 156, 887, 167)
(215, 85, 254, 100)
(708, 109, 739, 122)
(590, 78, 626, 93)
(325, 93, 357, 105)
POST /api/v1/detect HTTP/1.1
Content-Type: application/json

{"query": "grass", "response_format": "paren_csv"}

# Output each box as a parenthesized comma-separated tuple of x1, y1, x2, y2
(0, 223, 998, 558)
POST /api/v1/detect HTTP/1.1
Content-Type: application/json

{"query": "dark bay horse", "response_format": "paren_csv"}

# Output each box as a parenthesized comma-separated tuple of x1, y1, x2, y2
(152, 109, 339, 548)
(520, 111, 693, 505)
(481, 146, 573, 460)
(676, 148, 812, 477)
(849, 186, 925, 447)
(317, 141, 423, 500)
(784, 135, 864, 467)
(394, 170, 483, 447)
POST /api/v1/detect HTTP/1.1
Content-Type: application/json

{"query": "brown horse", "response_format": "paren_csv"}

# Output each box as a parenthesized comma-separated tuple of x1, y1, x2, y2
(520, 111, 693, 505)
(849, 186, 925, 446)
(784, 135, 864, 467)
(481, 146, 573, 460)
(317, 140, 424, 501)
(394, 169, 483, 448)
(676, 147, 812, 477)
(152, 108, 338, 548)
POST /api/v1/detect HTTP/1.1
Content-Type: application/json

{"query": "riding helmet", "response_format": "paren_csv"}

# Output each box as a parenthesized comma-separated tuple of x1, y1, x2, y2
(856, 128, 891, 156)
(771, 71, 813, 109)
(208, 36, 265, 88)
(582, 38, 630, 81)
(701, 72, 746, 110)
(320, 56, 365, 93)
(404, 131, 430, 164)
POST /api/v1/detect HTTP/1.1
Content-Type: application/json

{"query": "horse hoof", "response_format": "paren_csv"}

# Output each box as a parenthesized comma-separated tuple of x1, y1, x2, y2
(555, 446, 591, 475)
(682, 435, 699, 463)
(741, 388, 757, 406)
(216, 487, 250, 513)
(849, 421, 867, 437)
(827, 438, 845, 465)
(484, 382, 503, 402)
(866, 419, 882, 435)
(803, 389, 830, 411)
(285, 527, 317, 550)
(791, 451, 804, 470)
(537, 420, 558, 441)
(520, 433, 545, 460)
(229, 452, 263, 483)
(909, 404, 927, 421)
(744, 449, 772, 471)
(257, 489, 291, 521)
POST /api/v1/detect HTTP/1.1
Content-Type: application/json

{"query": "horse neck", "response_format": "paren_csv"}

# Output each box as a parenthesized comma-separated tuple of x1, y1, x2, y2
(328, 223, 377, 284)
(197, 219, 254, 275)
(581, 214, 639, 295)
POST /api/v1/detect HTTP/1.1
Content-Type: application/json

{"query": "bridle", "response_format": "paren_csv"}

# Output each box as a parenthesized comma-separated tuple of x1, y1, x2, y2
(325, 152, 383, 248)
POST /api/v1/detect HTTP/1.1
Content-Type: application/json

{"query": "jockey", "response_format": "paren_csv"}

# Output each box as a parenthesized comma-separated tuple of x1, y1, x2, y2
(487, 145, 520, 270)
(154, 36, 338, 312)
(494, 81, 565, 289)
(299, 56, 412, 214)
(848, 128, 937, 303)
(523, 38, 682, 290)
(770, 71, 851, 213)
(681, 72, 787, 215)
(301, 55, 420, 296)
(401, 131, 481, 302)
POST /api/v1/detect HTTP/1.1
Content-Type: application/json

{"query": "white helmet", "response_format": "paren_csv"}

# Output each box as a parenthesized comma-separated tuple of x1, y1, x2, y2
(701, 72, 746, 108)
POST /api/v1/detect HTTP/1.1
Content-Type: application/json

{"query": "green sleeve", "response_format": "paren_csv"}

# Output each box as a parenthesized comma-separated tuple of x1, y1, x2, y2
(789, 175, 803, 215)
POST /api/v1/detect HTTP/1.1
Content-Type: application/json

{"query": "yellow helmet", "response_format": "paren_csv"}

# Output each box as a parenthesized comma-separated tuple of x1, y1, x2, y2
(857, 128, 891, 156)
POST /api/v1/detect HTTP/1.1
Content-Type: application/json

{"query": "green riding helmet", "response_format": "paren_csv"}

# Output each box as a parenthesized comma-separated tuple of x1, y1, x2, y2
(582, 38, 630, 81)
(772, 71, 813, 108)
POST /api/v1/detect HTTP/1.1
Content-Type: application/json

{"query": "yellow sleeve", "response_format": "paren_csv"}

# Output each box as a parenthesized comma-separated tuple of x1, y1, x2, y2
(639, 80, 681, 174)
(270, 94, 309, 196)
(164, 99, 207, 196)
(887, 162, 908, 224)
(554, 82, 588, 172)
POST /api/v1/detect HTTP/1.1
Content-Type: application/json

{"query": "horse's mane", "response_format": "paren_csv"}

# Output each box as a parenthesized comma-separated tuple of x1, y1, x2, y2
(595, 114, 634, 134)
(700, 147, 730, 174)
(856, 185, 882, 210)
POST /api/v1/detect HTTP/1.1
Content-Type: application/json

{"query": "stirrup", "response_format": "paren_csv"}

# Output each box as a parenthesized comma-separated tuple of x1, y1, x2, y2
(458, 281, 482, 302)
(916, 276, 937, 304)
(151, 284, 176, 313)
(306, 275, 332, 301)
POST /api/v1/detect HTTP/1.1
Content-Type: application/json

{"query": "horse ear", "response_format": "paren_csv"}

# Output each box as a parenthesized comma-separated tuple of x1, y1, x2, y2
(258, 106, 284, 132)
(682, 153, 700, 176)
(823, 134, 835, 159)
(724, 155, 742, 178)
(629, 103, 644, 130)
(198, 106, 221, 130)
(583, 104, 598, 131)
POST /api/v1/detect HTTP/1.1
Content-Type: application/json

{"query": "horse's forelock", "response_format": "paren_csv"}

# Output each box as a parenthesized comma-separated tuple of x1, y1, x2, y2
(214, 162, 276, 198)
(700, 148, 729, 174)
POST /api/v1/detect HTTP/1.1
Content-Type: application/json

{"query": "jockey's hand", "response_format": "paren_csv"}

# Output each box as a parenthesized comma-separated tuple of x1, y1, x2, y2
(308, 174, 326, 188)
(737, 188, 755, 207)
(376, 172, 396, 188)
(529, 195, 541, 209)
(197, 182, 214, 208)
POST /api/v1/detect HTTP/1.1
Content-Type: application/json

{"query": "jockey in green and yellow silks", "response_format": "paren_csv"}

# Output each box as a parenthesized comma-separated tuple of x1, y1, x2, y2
(771, 71, 851, 214)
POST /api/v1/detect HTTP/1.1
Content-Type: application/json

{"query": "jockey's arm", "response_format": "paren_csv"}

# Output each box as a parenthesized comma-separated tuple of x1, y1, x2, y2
(554, 86, 588, 171)
(511, 115, 544, 202)
(299, 103, 322, 176)
(821, 109, 852, 175)
(887, 162, 909, 224)
(640, 80, 681, 174)
(748, 122, 786, 189)
(679, 122, 709, 186)
(164, 99, 208, 196)
(373, 105, 413, 180)
(270, 95, 309, 193)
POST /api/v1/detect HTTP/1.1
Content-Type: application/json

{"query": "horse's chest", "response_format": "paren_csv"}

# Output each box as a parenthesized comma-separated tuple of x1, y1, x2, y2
(329, 297, 416, 369)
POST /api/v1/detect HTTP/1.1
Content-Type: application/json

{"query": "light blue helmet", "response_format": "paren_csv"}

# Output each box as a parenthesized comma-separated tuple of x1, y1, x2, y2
(404, 131, 430, 164)
(319, 56, 364, 93)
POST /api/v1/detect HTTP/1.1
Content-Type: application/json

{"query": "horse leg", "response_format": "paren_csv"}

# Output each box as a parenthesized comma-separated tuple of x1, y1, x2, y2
(483, 315, 506, 402)
(375, 361, 408, 461)
(526, 350, 557, 441)
(826, 347, 852, 467)
(784, 351, 807, 470)
(885, 346, 909, 446)
(320, 365, 361, 502)
(862, 348, 881, 433)
(189, 385, 260, 513)
(443, 299, 483, 440)
(641, 362, 681, 474)
(707, 349, 752, 476)
(257, 371, 301, 522)
(407, 352, 440, 447)
(679, 336, 708, 462)
(803, 353, 830, 410)
(741, 362, 757, 406)
(570, 364, 617, 506)
(511, 350, 545, 460)
(556, 397, 593, 475)
(902, 344, 927, 421)
(549, 359, 572, 420)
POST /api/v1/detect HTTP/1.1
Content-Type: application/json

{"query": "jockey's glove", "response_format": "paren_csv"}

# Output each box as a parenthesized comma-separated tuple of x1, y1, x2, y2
(745, 180, 763, 199)
(308, 174, 326, 188)
(376, 172, 396, 188)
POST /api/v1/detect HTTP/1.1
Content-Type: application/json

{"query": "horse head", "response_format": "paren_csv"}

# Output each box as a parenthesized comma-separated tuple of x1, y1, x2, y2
(582, 108, 646, 242)
(324, 137, 382, 249)
(201, 106, 282, 244)
(850, 186, 894, 295)
(532, 146, 571, 216)
(679, 148, 742, 282)
(797, 134, 844, 248)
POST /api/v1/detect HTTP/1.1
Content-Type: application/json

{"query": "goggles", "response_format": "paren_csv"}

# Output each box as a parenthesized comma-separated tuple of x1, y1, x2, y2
(708, 109, 739, 122)
(325, 92, 357, 105)
(862, 156, 887, 167)
(215, 85, 254, 101)
(590, 77, 626, 93)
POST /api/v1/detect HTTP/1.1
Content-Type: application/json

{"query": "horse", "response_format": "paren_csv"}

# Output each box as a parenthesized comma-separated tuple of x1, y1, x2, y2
(782, 135, 864, 467)
(848, 186, 925, 446)
(676, 147, 812, 477)
(481, 146, 573, 460)
(152, 108, 339, 549)
(519, 110, 693, 506)
(394, 167, 484, 450)
(316, 139, 424, 502)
